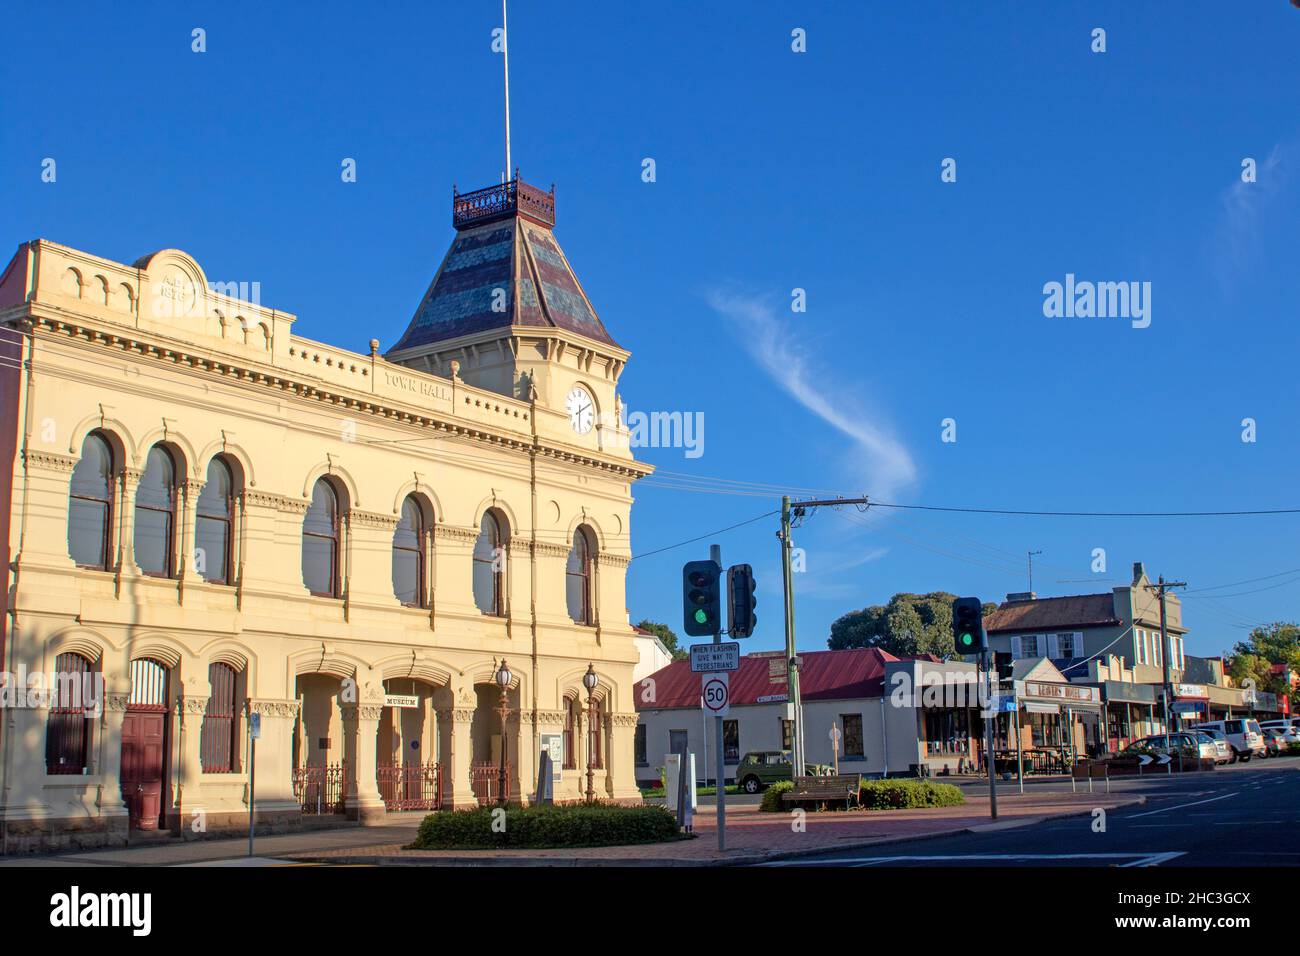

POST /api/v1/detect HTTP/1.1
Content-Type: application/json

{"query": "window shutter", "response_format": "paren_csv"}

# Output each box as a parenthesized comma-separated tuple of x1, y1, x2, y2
(1046, 634, 1060, 658)
(1011, 636, 1023, 658)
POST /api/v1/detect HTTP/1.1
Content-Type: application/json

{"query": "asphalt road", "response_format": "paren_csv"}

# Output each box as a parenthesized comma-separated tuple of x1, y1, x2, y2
(758, 759, 1300, 867)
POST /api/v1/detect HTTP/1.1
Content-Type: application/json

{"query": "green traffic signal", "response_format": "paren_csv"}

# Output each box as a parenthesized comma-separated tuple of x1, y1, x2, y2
(694, 609, 709, 624)
(959, 632, 973, 647)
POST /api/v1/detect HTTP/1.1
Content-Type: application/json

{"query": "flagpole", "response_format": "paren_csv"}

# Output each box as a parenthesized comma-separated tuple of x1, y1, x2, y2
(502, 0, 512, 180)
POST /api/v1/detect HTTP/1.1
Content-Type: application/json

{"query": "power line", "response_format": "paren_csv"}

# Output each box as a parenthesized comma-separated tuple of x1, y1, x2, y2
(629, 508, 778, 562)
(865, 501, 1300, 518)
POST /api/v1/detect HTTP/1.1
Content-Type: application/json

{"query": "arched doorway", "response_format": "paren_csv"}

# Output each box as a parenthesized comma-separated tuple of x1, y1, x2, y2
(121, 657, 170, 831)
(471, 681, 520, 805)
(292, 673, 347, 814)
(375, 678, 442, 810)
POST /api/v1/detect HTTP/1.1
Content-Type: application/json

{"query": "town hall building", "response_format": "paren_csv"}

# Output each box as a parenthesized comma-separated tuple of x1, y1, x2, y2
(0, 176, 651, 852)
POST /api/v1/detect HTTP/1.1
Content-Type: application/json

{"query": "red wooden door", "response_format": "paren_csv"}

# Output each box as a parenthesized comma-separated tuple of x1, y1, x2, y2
(121, 711, 166, 830)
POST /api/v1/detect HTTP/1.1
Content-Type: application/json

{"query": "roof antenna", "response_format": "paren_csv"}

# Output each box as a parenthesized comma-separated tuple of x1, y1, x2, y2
(502, 0, 512, 183)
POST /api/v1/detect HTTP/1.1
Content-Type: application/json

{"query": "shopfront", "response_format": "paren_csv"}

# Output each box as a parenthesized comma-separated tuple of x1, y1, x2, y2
(1167, 683, 1210, 730)
(1100, 680, 1158, 752)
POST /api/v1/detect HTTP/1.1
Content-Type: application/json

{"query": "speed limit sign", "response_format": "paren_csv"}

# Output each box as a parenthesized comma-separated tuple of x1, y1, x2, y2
(701, 673, 730, 717)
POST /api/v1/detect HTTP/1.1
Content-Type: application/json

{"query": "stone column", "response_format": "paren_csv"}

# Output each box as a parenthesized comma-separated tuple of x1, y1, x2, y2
(607, 713, 643, 803)
(436, 707, 479, 809)
(176, 694, 208, 830)
(116, 467, 143, 577)
(99, 692, 131, 821)
(178, 478, 204, 599)
(249, 698, 304, 818)
(341, 702, 386, 823)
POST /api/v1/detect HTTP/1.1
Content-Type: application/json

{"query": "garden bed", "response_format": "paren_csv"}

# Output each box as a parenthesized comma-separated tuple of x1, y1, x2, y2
(410, 803, 688, 850)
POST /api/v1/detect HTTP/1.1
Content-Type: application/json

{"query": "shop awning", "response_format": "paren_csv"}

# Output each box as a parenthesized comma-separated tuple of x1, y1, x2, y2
(1024, 702, 1060, 715)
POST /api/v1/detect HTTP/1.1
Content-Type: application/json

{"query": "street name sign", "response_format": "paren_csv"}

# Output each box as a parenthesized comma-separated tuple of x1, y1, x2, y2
(690, 642, 740, 673)
(701, 673, 730, 717)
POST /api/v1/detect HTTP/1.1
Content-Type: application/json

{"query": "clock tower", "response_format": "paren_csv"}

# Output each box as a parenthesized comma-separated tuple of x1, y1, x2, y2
(386, 176, 630, 458)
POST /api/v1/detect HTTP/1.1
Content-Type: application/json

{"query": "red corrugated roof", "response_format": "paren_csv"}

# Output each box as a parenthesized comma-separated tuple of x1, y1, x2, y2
(635, 647, 907, 711)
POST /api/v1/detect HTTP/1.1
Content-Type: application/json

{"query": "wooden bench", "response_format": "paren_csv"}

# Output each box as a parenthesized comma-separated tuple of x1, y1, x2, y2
(781, 774, 862, 810)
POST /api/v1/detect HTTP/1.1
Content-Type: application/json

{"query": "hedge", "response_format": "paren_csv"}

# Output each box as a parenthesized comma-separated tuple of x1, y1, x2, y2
(759, 780, 793, 811)
(410, 803, 684, 850)
(858, 779, 965, 809)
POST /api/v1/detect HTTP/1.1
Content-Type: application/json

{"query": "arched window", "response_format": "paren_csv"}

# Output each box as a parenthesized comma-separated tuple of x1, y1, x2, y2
(128, 657, 169, 710)
(195, 457, 235, 585)
(566, 526, 595, 625)
(302, 479, 341, 598)
(472, 510, 505, 616)
(391, 495, 426, 607)
(201, 662, 240, 773)
(588, 697, 604, 770)
(134, 445, 177, 577)
(68, 432, 115, 570)
(45, 652, 93, 774)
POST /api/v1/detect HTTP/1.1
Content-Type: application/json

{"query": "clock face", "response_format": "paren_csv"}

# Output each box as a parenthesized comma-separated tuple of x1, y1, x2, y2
(565, 386, 595, 435)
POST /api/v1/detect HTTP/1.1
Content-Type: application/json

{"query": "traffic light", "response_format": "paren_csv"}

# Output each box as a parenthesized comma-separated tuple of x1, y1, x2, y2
(951, 596, 987, 655)
(727, 563, 758, 638)
(682, 560, 722, 637)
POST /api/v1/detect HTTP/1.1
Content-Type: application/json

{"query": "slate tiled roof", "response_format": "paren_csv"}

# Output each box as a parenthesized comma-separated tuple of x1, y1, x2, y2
(984, 593, 1120, 633)
(635, 647, 904, 711)
(388, 198, 618, 353)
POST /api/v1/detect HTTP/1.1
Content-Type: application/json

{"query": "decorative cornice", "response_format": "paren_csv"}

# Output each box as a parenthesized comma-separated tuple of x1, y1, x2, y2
(22, 449, 79, 474)
(243, 489, 309, 514)
(250, 698, 300, 719)
(507, 537, 533, 555)
(340, 703, 385, 722)
(533, 709, 568, 725)
(433, 525, 479, 544)
(597, 553, 631, 569)
(180, 695, 210, 715)
(436, 707, 478, 723)
(532, 541, 570, 559)
(610, 713, 640, 729)
(28, 314, 654, 482)
(347, 509, 399, 530)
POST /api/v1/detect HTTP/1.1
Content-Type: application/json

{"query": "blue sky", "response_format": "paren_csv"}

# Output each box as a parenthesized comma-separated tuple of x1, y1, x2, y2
(5, 2, 1299, 659)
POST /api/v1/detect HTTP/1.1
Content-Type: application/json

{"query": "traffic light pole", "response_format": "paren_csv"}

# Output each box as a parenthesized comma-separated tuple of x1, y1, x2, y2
(711, 543, 726, 852)
(1148, 576, 1186, 774)
(983, 647, 998, 819)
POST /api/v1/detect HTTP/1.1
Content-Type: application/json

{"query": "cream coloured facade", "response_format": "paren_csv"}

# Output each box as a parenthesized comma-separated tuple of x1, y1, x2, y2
(0, 179, 653, 851)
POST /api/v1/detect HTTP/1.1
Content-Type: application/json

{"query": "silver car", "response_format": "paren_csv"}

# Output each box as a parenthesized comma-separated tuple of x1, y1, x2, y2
(1197, 728, 1232, 764)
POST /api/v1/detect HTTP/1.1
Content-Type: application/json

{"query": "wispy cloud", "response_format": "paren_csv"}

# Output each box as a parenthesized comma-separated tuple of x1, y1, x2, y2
(1214, 143, 1288, 290)
(706, 289, 917, 501)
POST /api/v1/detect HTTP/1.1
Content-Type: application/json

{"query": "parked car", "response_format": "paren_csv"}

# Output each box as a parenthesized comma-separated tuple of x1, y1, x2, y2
(734, 751, 825, 793)
(1111, 733, 1201, 770)
(1189, 731, 1222, 764)
(1261, 727, 1291, 757)
(1193, 719, 1264, 762)
(1198, 728, 1233, 765)
(1259, 719, 1300, 745)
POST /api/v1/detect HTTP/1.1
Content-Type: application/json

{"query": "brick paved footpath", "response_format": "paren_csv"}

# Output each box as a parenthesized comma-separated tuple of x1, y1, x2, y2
(289, 790, 1142, 866)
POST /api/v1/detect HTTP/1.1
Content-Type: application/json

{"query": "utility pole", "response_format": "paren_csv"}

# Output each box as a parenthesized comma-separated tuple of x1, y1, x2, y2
(1148, 575, 1187, 772)
(1027, 550, 1042, 593)
(779, 495, 871, 774)
(710, 543, 726, 851)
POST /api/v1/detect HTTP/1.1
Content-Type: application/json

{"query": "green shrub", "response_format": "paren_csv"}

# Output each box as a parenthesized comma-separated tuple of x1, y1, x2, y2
(858, 779, 965, 810)
(759, 780, 794, 812)
(410, 803, 684, 850)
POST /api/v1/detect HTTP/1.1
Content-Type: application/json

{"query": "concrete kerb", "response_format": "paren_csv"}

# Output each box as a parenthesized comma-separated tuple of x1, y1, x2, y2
(284, 794, 1148, 867)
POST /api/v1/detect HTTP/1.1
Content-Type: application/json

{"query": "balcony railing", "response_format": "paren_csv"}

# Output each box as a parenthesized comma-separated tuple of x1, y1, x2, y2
(453, 178, 555, 229)
(377, 762, 443, 812)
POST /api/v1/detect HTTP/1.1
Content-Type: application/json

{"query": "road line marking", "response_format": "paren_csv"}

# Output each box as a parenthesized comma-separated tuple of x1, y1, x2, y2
(1119, 852, 1186, 867)
(761, 853, 1164, 866)
(1128, 792, 1235, 818)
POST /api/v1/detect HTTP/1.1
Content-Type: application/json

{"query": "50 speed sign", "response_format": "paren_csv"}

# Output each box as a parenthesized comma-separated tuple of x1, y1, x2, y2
(701, 672, 730, 717)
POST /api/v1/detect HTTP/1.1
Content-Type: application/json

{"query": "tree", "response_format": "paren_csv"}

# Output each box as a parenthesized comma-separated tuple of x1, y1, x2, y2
(635, 619, 688, 661)
(827, 592, 963, 658)
(1230, 622, 1300, 696)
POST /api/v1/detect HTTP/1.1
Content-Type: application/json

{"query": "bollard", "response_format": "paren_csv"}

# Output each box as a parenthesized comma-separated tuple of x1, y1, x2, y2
(1105, 763, 1110, 794)
(1088, 759, 1094, 794)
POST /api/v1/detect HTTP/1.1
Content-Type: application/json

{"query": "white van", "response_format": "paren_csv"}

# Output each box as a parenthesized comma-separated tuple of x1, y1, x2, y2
(1259, 719, 1300, 744)
(1194, 719, 1264, 761)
